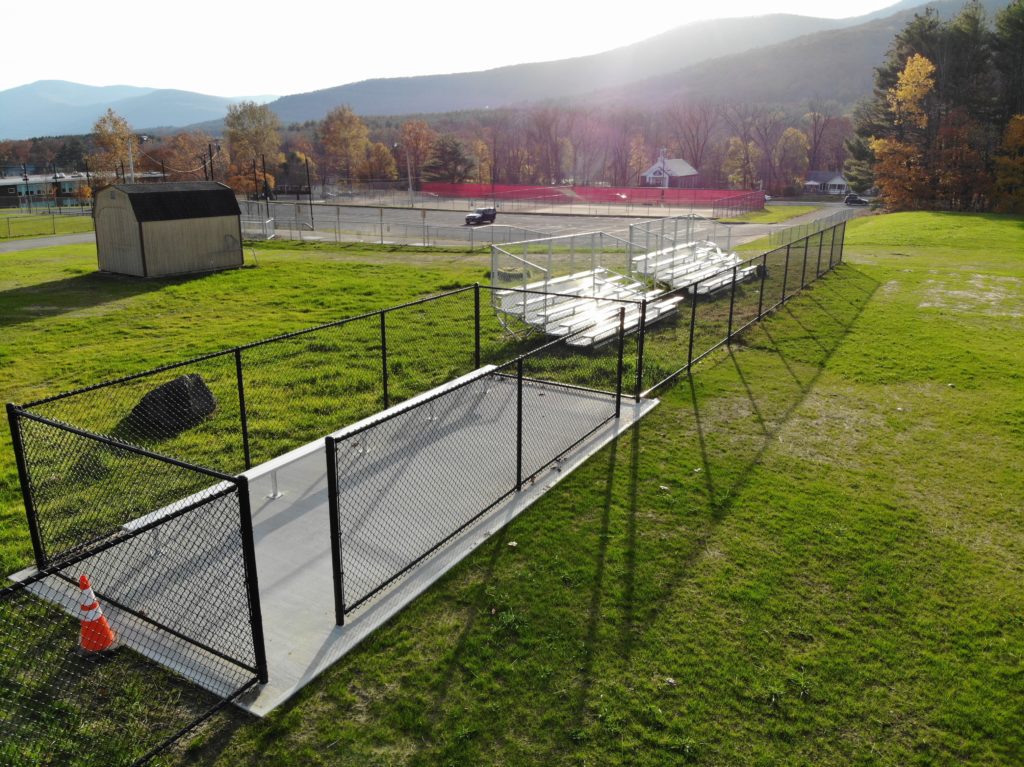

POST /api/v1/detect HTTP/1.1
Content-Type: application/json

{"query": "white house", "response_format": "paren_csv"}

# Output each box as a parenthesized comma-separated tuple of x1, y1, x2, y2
(640, 150, 699, 188)
(803, 171, 850, 195)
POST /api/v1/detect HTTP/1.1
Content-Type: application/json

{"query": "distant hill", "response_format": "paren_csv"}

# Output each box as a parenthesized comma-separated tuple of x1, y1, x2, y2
(1, 0, 1011, 140)
(0, 81, 276, 140)
(600, 0, 1009, 109)
(268, 14, 861, 123)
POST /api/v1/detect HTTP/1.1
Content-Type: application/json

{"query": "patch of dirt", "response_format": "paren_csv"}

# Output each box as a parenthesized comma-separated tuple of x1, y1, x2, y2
(919, 274, 1024, 317)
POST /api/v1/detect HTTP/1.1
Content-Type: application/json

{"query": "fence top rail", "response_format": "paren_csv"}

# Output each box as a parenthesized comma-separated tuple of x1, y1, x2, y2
(2, 481, 239, 587)
(15, 284, 479, 409)
(324, 364, 498, 447)
(491, 230, 634, 251)
(10, 408, 239, 483)
(481, 282, 645, 307)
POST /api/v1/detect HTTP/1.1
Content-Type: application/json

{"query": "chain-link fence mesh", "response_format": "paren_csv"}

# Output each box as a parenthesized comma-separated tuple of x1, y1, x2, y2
(329, 322, 624, 619)
(635, 222, 845, 396)
(22, 352, 245, 478)
(0, 481, 260, 767)
(238, 316, 384, 467)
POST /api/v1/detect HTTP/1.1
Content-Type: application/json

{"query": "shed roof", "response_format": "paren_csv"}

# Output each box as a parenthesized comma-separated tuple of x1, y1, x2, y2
(112, 182, 240, 222)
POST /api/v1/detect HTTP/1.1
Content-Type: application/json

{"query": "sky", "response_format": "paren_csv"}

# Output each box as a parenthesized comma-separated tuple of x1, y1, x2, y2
(1, 0, 901, 96)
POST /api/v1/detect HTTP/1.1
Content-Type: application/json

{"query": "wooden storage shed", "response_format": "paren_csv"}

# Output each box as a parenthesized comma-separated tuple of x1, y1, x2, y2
(94, 182, 243, 277)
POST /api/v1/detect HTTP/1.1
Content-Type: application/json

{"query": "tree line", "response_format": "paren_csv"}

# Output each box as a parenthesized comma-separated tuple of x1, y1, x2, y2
(0, 100, 856, 199)
(849, 0, 1024, 212)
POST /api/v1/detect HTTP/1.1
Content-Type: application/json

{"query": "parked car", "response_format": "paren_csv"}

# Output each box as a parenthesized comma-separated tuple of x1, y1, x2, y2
(844, 194, 869, 206)
(466, 207, 497, 225)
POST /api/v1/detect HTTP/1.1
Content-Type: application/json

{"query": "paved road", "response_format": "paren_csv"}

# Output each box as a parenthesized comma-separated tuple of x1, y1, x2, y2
(0, 201, 860, 255)
(0, 231, 95, 253)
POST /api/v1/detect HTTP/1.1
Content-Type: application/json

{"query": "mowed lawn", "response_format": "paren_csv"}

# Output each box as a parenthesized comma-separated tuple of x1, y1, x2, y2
(0, 213, 1021, 765)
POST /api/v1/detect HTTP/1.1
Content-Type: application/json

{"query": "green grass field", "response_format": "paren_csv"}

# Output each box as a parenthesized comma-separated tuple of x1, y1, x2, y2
(0, 212, 1021, 765)
(721, 205, 819, 224)
(0, 209, 94, 239)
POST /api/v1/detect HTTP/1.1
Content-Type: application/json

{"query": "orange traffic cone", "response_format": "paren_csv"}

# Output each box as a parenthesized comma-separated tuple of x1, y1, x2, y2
(78, 574, 116, 653)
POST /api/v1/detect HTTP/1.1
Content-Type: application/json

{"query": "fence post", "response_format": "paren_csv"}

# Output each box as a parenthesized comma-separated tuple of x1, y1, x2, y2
(828, 224, 837, 270)
(474, 283, 481, 368)
(6, 403, 46, 567)
(838, 222, 846, 264)
(781, 244, 791, 303)
(634, 299, 647, 402)
(235, 475, 269, 684)
(380, 311, 389, 409)
(516, 358, 524, 491)
(234, 348, 252, 470)
(757, 252, 768, 318)
(799, 235, 809, 289)
(615, 307, 625, 418)
(687, 285, 698, 367)
(325, 438, 346, 626)
(816, 231, 825, 278)
(727, 265, 738, 342)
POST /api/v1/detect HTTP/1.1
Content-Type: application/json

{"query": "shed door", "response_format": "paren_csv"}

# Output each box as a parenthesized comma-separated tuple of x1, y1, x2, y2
(97, 206, 143, 275)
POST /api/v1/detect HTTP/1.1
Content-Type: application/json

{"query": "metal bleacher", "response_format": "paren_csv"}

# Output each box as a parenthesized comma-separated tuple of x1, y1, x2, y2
(492, 268, 683, 347)
(632, 240, 759, 295)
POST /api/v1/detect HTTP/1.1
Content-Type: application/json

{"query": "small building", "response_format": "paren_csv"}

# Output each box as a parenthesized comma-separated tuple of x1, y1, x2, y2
(94, 182, 243, 277)
(639, 150, 699, 188)
(803, 171, 850, 196)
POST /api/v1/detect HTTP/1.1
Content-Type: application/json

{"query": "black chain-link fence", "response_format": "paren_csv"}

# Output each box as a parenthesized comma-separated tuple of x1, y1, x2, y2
(0, 461, 264, 766)
(635, 221, 845, 395)
(326, 316, 627, 622)
(2, 219, 845, 764)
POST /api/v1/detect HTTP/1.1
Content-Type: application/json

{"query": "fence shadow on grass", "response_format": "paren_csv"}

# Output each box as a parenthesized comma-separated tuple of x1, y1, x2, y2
(0, 271, 218, 330)
(556, 265, 880, 751)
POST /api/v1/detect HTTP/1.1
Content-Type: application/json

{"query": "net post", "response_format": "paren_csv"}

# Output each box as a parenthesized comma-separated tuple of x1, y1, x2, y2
(516, 358, 523, 491)
(615, 307, 625, 417)
(634, 299, 647, 402)
(6, 403, 46, 567)
(325, 437, 346, 626)
(235, 475, 268, 684)
(727, 265, 738, 343)
(234, 348, 252, 470)
(380, 310, 389, 410)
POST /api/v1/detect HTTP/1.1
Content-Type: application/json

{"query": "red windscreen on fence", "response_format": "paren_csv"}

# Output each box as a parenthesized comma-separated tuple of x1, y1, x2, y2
(420, 183, 764, 208)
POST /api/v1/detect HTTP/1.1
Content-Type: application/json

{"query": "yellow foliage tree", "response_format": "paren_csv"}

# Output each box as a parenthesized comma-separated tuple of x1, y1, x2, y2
(994, 115, 1024, 213)
(88, 109, 137, 184)
(321, 106, 369, 186)
(887, 53, 936, 131)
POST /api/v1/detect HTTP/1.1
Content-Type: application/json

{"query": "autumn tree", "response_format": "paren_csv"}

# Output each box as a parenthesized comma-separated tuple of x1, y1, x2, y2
(362, 142, 398, 181)
(397, 119, 437, 188)
(152, 131, 214, 181)
(871, 54, 937, 208)
(993, 114, 1024, 212)
(320, 106, 369, 186)
(775, 127, 811, 194)
(225, 101, 282, 184)
(89, 108, 137, 183)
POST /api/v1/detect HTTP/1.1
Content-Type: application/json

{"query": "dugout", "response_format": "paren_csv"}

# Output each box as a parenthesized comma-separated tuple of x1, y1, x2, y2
(94, 181, 243, 277)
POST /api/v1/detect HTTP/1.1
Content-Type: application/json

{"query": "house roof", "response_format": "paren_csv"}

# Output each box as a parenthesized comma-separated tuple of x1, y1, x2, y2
(641, 158, 698, 178)
(805, 170, 847, 185)
(111, 182, 240, 222)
